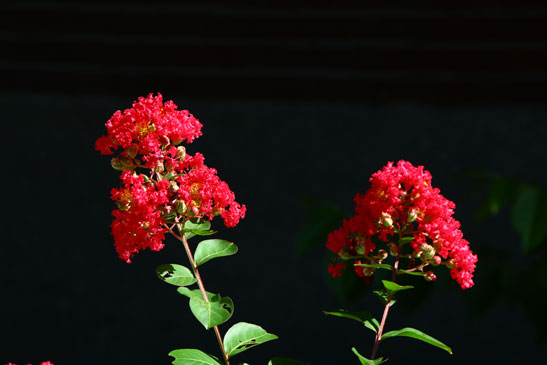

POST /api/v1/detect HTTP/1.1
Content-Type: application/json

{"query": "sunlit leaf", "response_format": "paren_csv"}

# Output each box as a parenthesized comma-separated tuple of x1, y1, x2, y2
(354, 263, 393, 271)
(381, 327, 452, 354)
(156, 264, 196, 287)
(189, 295, 234, 329)
(168, 348, 222, 365)
(194, 239, 238, 266)
(223, 322, 278, 357)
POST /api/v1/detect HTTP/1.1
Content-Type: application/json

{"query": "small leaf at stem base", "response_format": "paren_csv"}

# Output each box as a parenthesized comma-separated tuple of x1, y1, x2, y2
(381, 327, 453, 354)
(351, 347, 386, 364)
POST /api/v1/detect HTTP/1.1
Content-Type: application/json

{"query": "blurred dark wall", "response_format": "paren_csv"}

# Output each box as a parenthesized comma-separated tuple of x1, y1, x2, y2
(2, 1, 547, 364)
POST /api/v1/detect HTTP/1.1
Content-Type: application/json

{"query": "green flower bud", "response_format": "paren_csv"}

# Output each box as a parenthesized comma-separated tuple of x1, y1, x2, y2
(381, 212, 393, 227)
(420, 244, 436, 260)
(445, 259, 455, 269)
(407, 209, 418, 223)
(355, 244, 366, 255)
(111, 158, 124, 171)
(175, 200, 187, 214)
(363, 267, 375, 277)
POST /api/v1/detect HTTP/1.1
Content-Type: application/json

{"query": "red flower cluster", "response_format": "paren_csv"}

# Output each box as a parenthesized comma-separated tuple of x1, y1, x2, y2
(326, 160, 477, 289)
(97, 93, 246, 262)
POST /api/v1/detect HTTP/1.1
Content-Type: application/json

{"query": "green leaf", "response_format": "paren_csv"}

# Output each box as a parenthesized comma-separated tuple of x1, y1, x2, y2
(323, 309, 379, 333)
(354, 263, 393, 271)
(398, 236, 415, 244)
(268, 357, 310, 365)
(398, 269, 426, 277)
(182, 219, 213, 239)
(381, 327, 452, 354)
(156, 264, 197, 287)
(351, 347, 385, 365)
(223, 322, 278, 358)
(168, 348, 222, 365)
(194, 239, 238, 266)
(189, 295, 234, 329)
(382, 280, 413, 296)
(372, 290, 396, 307)
(177, 287, 218, 302)
(512, 186, 547, 253)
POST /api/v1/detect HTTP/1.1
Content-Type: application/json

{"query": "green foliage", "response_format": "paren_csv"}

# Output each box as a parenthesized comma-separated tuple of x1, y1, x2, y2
(397, 269, 426, 277)
(168, 349, 222, 365)
(194, 239, 238, 267)
(182, 219, 216, 239)
(223, 322, 278, 358)
(189, 294, 234, 330)
(381, 280, 413, 296)
(381, 327, 452, 354)
(156, 264, 197, 287)
(351, 347, 385, 365)
(512, 186, 547, 253)
(323, 309, 379, 333)
(354, 263, 393, 271)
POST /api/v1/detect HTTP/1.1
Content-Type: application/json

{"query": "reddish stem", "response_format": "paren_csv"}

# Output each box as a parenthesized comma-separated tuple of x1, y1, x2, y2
(166, 224, 231, 365)
(370, 257, 399, 360)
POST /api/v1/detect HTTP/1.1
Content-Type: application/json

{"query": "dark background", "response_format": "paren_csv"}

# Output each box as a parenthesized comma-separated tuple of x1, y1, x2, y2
(2, 0, 547, 364)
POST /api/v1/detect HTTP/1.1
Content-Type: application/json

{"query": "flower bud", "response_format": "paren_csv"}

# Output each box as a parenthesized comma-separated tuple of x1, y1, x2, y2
(431, 255, 442, 266)
(159, 135, 170, 148)
(445, 259, 455, 269)
(175, 200, 187, 214)
(126, 144, 139, 158)
(380, 212, 393, 227)
(377, 249, 388, 260)
(389, 242, 398, 256)
(420, 244, 436, 260)
(339, 249, 351, 260)
(355, 243, 366, 255)
(407, 209, 418, 223)
(154, 161, 165, 173)
(424, 271, 437, 281)
(169, 181, 179, 193)
(363, 267, 375, 277)
(111, 158, 124, 171)
(191, 205, 200, 215)
(175, 146, 186, 162)
(163, 205, 173, 216)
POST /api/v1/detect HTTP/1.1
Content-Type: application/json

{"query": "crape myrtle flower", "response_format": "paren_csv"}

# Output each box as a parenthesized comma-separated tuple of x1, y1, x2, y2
(97, 94, 245, 263)
(326, 160, 477, 289)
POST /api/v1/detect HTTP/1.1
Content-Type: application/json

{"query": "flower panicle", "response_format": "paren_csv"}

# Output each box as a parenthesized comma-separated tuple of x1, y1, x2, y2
(97, 93, 245, 263)
(326, 160, 477, 290)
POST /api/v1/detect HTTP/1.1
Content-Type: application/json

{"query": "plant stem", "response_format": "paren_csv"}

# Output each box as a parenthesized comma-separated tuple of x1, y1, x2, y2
(370, 256, 399, 360)
(167, 225, 231, 365)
